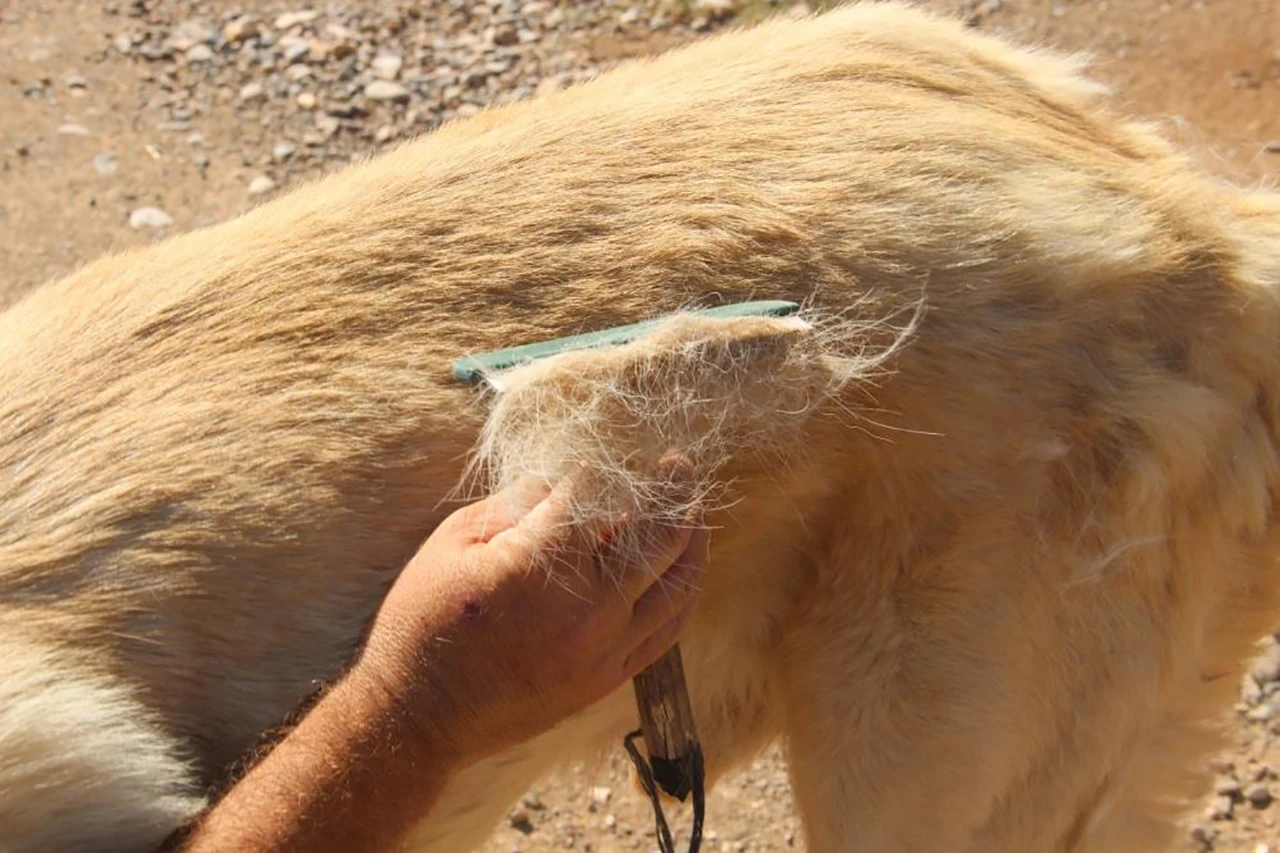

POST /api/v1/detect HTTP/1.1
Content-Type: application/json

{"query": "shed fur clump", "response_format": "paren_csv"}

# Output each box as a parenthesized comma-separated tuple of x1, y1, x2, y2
(463, 307, 915, 570)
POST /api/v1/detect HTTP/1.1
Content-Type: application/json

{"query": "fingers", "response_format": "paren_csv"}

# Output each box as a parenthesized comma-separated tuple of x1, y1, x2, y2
(620, 524, 708, 679)
(489, 455, 697, 575)
(622, 598, 698, 679)
(598, 453, 698, 597)
(473, 452, 703, 619)
(606, 519, 697, 601)
(629, 525, 710, 634)
(449, 477, 554, 544)
(485, 468, 621, 561)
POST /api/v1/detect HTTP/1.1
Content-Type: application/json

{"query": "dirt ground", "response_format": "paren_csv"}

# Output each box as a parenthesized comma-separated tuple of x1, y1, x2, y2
(1, 0, 1278, 850)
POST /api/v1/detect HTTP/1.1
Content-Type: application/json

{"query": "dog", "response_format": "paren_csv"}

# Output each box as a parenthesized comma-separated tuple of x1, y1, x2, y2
(2, 3, 1279, 851)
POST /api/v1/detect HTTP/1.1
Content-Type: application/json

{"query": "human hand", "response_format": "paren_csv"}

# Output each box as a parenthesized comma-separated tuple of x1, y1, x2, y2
(355, 458, 710, 765)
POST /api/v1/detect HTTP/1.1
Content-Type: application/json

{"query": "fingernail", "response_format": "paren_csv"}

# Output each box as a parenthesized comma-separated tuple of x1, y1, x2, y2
(654, 453, 696, 505)
(656, 451, 695, 479)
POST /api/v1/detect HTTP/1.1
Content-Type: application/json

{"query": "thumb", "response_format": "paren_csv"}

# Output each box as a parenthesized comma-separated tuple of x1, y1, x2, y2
(486, 468, 621, 561)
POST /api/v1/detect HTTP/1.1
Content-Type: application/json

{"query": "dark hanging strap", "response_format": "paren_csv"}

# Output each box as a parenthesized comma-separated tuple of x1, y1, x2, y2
(623, 729, 705, 853)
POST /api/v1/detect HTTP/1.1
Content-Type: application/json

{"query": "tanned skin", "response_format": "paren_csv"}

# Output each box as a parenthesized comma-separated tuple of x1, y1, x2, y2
(172, 463, 709, 853)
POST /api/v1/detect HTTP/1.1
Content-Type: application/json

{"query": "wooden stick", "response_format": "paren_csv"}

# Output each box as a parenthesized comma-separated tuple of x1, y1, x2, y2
(631, 643, 700, 801)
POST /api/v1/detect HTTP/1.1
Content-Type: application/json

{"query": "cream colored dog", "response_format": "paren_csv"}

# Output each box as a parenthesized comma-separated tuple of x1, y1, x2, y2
(2, 3, 1279, 851)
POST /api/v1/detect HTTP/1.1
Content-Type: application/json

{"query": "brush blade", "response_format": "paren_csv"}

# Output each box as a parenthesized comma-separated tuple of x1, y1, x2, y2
(450, 300, 800, 386)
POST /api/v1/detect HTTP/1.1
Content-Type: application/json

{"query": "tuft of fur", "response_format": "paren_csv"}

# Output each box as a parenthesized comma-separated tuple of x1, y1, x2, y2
(463, 307, 916, 569)
(0, 628, 205, 853)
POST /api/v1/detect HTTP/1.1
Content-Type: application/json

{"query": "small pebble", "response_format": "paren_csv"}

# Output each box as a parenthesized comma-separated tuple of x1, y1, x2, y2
(1190, 824, 1218, 849)
(1251, 639, 1280, 686)
(239, 82, 266, 103)
(222, 15, 259, 44)
(57, 123, 91, 137)
(306, 38, 339, 61)
(1209, 794, 1234, 820)
(371, 53, 404, 81)
(1246, 784, 1273, 808)
(364, 80, 411, 102)
(275, 10, 322, 30)
(248, 175, 277, 195)
(129, 206, 174, 229)
(324, 22, 356, 41)
(493, 22, 520, 46)
(307, 114, 339, 142)
(280, 40, 310, 64)
(1247, 693, 1280, 722)
(92, 153, 118, 176)
(508, 807, 534, 833)
(1243, 673, 1264, 705)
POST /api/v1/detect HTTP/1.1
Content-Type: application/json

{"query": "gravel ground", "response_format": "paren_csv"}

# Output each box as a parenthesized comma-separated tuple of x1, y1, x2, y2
(1, 1, 1278, 851)
(96, 0, 709, 184)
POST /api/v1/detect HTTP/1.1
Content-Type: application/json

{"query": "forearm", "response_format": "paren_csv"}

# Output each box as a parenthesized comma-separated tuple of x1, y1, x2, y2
(175, 661, 463, 853)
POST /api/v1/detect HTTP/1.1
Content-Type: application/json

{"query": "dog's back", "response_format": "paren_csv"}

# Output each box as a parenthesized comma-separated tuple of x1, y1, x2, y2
(3, 4, 1280, 851)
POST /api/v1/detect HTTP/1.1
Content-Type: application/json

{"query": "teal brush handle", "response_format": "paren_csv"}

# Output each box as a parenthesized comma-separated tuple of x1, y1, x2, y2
(451, 300, 800, 385)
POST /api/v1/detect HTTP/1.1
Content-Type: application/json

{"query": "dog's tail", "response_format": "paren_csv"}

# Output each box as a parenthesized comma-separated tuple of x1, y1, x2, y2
(0, 621, 205, 853)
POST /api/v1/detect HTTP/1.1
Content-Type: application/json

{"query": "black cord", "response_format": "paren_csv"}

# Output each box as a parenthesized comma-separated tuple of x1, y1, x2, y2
(623, 730, 704, 853)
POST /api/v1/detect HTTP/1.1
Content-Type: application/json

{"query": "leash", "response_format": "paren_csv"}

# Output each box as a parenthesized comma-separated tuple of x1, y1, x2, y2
(624, 729, 705, 853)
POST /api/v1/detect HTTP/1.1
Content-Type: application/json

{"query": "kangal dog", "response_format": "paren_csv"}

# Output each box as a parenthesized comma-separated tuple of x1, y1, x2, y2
(3, 3, 1279, 851)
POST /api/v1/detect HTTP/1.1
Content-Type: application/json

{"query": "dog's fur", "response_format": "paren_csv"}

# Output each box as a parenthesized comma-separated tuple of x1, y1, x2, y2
(3, 3, 1280, 851)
